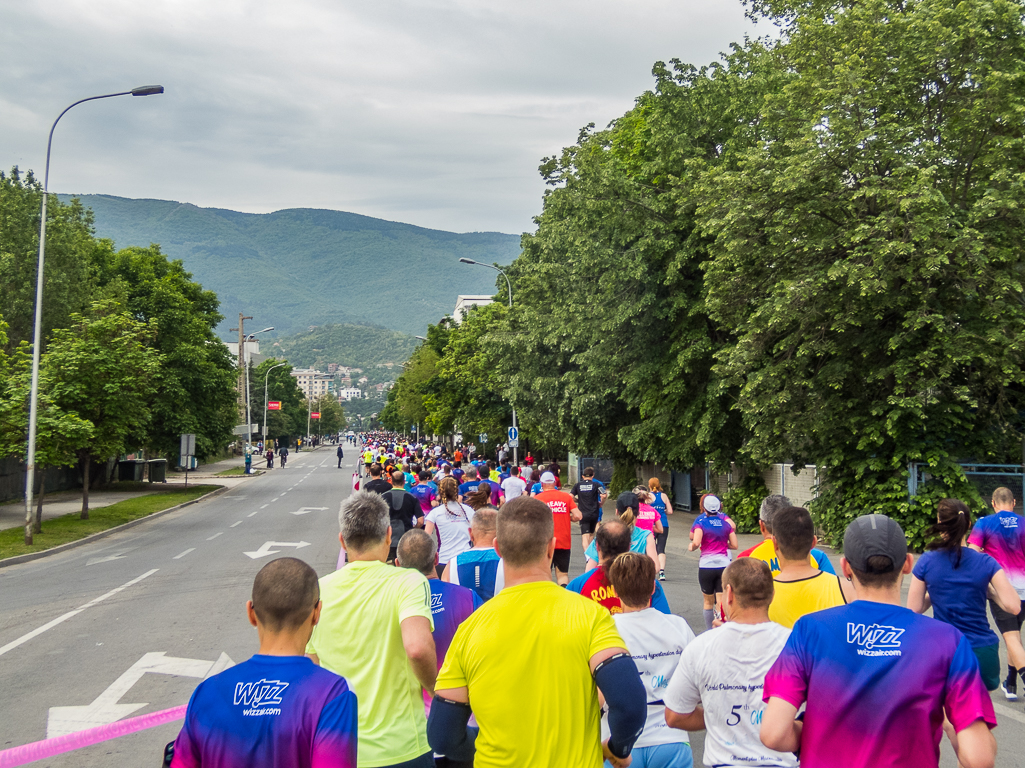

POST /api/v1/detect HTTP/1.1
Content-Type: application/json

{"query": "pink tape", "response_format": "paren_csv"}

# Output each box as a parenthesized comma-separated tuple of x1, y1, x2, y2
(0, 705, 186, 768)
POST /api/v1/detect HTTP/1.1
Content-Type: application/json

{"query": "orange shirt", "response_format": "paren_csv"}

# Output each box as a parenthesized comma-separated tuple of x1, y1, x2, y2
(454, 450, 463, 463)
(535, 490, 577, 549)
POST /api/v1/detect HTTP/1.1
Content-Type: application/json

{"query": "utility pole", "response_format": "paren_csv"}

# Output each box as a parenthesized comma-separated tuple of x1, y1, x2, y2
(229, 313, 253, 461)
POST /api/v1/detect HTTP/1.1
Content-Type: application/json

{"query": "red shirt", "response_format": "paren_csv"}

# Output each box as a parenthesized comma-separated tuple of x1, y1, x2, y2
(535, 489, 577, 549)
(576, 567, 622, 614)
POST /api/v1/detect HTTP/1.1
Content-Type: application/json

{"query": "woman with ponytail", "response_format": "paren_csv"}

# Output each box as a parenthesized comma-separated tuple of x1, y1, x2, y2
(424, 477, 474, 577)
(908, 498, 1021, 691)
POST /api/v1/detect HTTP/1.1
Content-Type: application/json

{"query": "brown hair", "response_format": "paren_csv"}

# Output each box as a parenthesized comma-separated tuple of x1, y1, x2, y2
(251, 557, 320, 632)
(722, 558, 773, 609)
(648, 478, 663, 494)
(438, 476, 460, 504)
(607, 552, 657, 608)
(497, 496, 553, 567)
(465, 481, 493, 510)
(926, 498, 972, 566)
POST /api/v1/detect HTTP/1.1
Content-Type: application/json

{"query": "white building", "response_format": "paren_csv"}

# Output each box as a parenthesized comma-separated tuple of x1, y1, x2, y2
(291, 368, 334, 400)
(453, 295, 494, 324)
(338, 388, 363, 401)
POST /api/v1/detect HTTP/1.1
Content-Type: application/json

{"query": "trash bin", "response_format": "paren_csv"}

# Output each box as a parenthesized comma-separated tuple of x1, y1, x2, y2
(148, 459, 167, 483)
(118, 460, 142, 481)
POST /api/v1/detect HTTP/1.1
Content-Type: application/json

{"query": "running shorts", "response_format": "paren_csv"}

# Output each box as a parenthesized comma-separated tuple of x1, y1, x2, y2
(972, 643, 1001, 691)
(698, 566, 726, 595)
(579, 516, 599, 535)
(990, 599, 1025, 635)
(552, 548, 571, 573)
(655, 527, 669, 555)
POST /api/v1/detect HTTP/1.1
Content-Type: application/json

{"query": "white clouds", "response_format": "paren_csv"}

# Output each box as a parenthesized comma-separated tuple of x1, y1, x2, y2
(0, 0, 754, 233)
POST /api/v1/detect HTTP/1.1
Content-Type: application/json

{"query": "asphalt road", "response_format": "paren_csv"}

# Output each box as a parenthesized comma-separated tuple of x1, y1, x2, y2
(0, 447, 1023, 766)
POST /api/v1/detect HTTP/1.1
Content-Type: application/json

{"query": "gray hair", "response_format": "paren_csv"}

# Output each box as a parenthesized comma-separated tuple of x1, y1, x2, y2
(464, 465, 478, 480)
(759, 494, 792, 532)
(339, 490, 390, 551)
(396, 529, 437, 577)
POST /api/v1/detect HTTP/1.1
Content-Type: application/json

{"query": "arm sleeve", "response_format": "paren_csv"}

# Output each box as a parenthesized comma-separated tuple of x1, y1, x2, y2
(426, 696, 477, 760)
(944, 635, 998, 732)
(311, 687, 359, 768)
(595, 655, 647, 758)
(762, 626, 809, 709)
(663, 645, 702, 714)
(398, 570, 435, 630)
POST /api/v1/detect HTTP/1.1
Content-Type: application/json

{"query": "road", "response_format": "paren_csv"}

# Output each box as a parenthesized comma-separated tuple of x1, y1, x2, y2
(0, 447, 1022, 766)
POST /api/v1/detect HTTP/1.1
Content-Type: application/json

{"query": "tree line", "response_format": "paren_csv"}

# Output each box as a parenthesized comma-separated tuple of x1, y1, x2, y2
(384, 0, 1025, 546)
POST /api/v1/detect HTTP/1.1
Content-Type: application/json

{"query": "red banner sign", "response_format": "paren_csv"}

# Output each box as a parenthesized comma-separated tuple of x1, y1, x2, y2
(311, 412, 321, 419)
(267, 401, 281, 410)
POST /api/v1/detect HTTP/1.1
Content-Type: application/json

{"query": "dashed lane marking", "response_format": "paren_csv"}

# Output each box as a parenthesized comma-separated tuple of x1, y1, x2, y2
(173, 548, 195, 560)
(206, 532, 223, 541)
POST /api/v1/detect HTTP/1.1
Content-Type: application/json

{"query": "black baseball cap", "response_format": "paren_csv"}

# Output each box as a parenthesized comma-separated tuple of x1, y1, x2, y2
(843, 514, 907, 572)
(616, 492, 638, 515)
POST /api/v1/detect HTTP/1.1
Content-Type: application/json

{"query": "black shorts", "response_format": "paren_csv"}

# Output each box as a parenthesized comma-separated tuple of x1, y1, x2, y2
(698, 566, 726, 595)
(655, 527, 669, 554)
(990, 599, 1025, 635)
(552, 548, 571, 573)
(579, 516, 599, 535)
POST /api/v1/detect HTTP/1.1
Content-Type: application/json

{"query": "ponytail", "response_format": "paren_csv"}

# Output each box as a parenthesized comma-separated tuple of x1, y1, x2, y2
(618, 506, 637, 529)
(926, 498, 972, 567)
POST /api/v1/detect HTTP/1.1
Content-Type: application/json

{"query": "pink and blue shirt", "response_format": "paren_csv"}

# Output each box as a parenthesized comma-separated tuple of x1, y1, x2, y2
(171, 655, 357, 768)
(968, 510, 1025, 598)
(691, 513, 734, 568)
(411, 483, 436, 515)
(763, 601, 995, 768)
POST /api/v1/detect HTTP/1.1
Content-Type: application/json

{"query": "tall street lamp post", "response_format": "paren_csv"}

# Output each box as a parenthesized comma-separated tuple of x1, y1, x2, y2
(243, 327, 274, 453)
(24, 85, 164, 545)
(263, 362, 288, 445)
(458, 258, 517, 466)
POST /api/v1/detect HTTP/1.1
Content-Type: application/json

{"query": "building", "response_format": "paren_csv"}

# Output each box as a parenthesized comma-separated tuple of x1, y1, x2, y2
(453, 295, 494, 323)
(338, 388, 363, 401)
(290, 368, 334, 400)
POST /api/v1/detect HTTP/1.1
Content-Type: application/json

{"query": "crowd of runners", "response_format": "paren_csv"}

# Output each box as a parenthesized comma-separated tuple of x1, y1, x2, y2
(165, 431, 1020, 768)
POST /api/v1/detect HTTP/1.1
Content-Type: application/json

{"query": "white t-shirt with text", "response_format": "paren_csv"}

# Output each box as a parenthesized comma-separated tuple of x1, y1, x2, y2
(425, 502, 474, 563)
(501, 476, 527, 501)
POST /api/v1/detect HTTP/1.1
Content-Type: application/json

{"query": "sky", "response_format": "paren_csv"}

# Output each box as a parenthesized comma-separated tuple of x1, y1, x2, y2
(1, 0, 755, 235)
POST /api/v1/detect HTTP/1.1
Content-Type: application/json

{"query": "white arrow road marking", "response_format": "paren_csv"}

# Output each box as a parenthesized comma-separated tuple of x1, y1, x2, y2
(0, 570, 158, 659)
(291, 507, 328, 516)
(46, 651, 235, 738)
(86, 553, 128, 566)
(244, 541, 311, 559)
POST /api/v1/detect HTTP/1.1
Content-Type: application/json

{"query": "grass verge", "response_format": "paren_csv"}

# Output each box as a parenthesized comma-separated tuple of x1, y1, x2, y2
(0, 485, 221, 561)
(215, 467, 247, 476)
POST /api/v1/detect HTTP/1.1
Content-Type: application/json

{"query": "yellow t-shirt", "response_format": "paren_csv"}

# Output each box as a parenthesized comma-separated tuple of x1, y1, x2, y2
(306, 560, 434, 767)
(768, 571, 846, 629)
(747, 538, 822, 576)
(436, 580, 624, 768)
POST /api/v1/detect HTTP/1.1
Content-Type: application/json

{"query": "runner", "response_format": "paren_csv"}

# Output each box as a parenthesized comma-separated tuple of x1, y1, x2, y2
(442, 507, 505, 600)
(688, 495, 737, 630)
(425, 477, 475, 578)
(457, 466, 481, 501)
(664, 558, 795, 768)
(383, 470, 425, 563)
(364, 464, 392, 495)
(738, 494, 835, 575)
(760, 514, 997, 768)
(648, 478, 672, 581)
(968, 485, 1025, 700)
(767, 506, 851, 628)
(633, 486, 664, 536)
(584, 492, 659, 570)
(534, 471, 581, 586)
(499, 466, 527, 505)
(411, 470, 439, 518)
(572, 467, 608, 557)
(602, 552, 695, 768)
(909, 497, 1021, 692)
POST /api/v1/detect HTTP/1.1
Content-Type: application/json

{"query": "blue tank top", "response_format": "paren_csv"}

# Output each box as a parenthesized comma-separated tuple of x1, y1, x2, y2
(455, 548, 501, 601)
(649, 492, 668, 527)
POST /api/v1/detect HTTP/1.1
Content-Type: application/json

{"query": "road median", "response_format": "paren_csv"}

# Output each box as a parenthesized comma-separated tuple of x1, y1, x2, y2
(0, 485, 224, 567)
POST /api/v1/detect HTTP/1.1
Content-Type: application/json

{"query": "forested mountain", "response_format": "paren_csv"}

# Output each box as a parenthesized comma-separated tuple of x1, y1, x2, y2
(268, 323, 418, 372)
(58, 194, 521, 336)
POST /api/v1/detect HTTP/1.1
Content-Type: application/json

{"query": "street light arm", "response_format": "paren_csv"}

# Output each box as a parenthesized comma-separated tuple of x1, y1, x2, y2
(459, 259, 513, 308)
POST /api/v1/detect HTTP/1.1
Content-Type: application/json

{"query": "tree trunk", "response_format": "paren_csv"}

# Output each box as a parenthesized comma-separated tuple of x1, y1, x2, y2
(81, 454, 91, 520)
(34, 471, 45, 534)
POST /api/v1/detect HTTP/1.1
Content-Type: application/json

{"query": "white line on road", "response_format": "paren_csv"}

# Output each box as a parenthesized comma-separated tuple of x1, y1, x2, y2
(247, 510, 259, 517)
(0, 569, 159, 658)
(271, 497, 279, 502)
(173, 548, 195, 560)
(230, 521, 243, 528)
(260, 504, 268, 509)
(206, 532, 223, 541)
(993, 701, 1025, 725)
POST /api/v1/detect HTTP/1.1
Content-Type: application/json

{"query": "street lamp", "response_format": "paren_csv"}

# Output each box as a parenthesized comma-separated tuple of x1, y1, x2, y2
(242, 327, 274, 453)
(262, 362, 288, 446)
(24, 85, 164, 545)
(458, 258, 517, 465)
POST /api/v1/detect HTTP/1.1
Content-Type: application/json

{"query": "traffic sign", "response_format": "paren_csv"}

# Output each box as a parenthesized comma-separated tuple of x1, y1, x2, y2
(508, 426, 519, 441)
(479, 433, 488, 443)
(311, 412, 321, 419)
(509, 439, 519, 448)
(180, 433, 196, 457)
(267, 401, 281, 410)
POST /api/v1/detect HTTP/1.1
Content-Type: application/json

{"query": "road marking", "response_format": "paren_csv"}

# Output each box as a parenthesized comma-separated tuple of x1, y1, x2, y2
(47, 651, 234, 737)
(260, 504, 268, 509)
(288, 486, 295, 491)
(247, 510, 259, 517)
(271, 497, 279, 502)
(0, 570, 159, 659)
(86, 553, 127, 566)
(230, 521, 243, 528)
(291, 507, 328, 516)
(206, 532, 223, 541)
(243, 541, 311, 559)
(172, 548, 195, 560)
(993, 701, 1025, 725)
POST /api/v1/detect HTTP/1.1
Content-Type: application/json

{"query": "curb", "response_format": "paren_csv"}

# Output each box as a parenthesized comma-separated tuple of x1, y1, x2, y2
(0, 485, 229, 569)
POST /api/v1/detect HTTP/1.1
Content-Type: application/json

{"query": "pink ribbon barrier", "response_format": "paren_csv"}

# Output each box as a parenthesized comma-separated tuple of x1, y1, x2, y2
(0, 705, 186, 768)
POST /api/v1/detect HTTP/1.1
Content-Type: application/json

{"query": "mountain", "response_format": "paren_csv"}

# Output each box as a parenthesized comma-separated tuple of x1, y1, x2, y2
(59, 194, 521, 337)
(267, 323, 418, 374)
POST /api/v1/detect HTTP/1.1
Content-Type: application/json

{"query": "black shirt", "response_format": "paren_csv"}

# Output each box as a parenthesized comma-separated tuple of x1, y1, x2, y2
(381, 488, 422, 537)
(364, 478, 392, 495)
(572, 479, 606, 518)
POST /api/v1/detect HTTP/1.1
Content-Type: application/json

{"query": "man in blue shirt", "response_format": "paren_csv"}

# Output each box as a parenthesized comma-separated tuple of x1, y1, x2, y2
(441, 508, 504, 601)
(457, 466, 482, 500)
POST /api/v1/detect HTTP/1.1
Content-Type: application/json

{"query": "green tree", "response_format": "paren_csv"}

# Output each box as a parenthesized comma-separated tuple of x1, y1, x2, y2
(309, 393, 346, 436)
(253, 359, 306, 442)
(44, 303, 162, 517)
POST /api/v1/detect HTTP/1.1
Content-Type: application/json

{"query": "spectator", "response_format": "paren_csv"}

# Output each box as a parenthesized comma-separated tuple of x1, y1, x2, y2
(568, 519, 673, 614)
(383, 470, 424, 563)
(428, 496, 646, 768)
(604, 552, 695, 768)
(738, 494, 835, 575)
(170, 558, 357, 768)
(761, 514, 997, 768)
(665, 558, 795, 768)
(767, 506, 852, 628)
(442, 507, 505, 601)
(307, 490, 437, 768)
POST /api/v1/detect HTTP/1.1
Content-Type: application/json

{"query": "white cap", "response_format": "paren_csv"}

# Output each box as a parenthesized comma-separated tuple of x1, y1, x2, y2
(704, 496, 722, 513)
(541, 472, 556, 484)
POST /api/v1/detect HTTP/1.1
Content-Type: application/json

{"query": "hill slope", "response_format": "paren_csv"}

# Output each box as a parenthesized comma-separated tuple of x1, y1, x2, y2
(59, 194, 521, 336)
(268, 324, 418, 373)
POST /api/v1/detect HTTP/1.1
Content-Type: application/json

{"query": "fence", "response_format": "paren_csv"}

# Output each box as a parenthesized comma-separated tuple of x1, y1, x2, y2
(0, 457, 81, 504)
(910, 463, 1025, 512)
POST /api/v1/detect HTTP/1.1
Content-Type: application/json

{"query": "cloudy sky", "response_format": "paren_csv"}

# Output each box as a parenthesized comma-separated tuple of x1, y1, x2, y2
(1, 0, 755, 234)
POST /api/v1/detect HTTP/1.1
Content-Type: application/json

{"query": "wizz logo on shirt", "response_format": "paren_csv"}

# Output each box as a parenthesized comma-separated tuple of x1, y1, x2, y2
(846, 623, 905, 657)
(234, 679, 289, 716)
